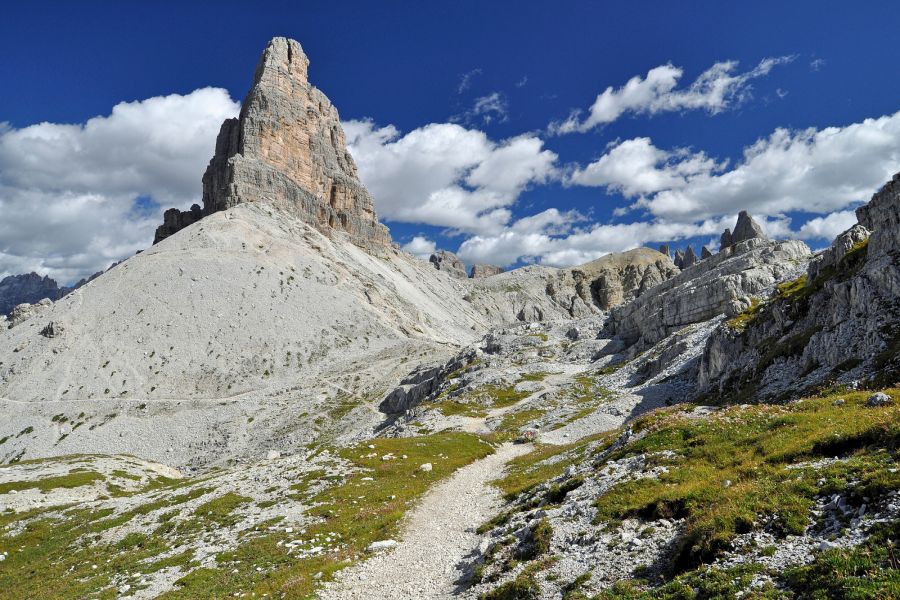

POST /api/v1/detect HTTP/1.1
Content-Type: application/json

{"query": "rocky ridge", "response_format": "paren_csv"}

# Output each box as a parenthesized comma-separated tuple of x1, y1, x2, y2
(698, 173, 900, 400)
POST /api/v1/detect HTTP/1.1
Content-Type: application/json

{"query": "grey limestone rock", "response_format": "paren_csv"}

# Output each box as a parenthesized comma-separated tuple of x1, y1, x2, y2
(720, 228, 733, 250)
(866, 392, 893, 407)
(698, 172, 900, 400)
(0, 273, 62, 317)
(469, 264, 503, 278)
(682, 246, 698, 268)
(731, 211, 768, 244)
(609, 238, 810, 349)
(429, 251, 468, 279)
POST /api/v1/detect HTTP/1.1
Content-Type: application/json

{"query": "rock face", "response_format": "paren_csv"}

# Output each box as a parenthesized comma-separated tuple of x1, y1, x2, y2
(429, 251, 468, 279)
(0, 274, 62, 317)
(469, 264, 503, 278)
(467, 248, 679, 323)
(720, 228, 733, 250)
(731, 211, 768, 244)
(608, 237, 810, 350)
(8, 298, 53, 327)
(698, 172, 900, 400)
(682, 246, 698, 268)
(153, 37, 391, 249)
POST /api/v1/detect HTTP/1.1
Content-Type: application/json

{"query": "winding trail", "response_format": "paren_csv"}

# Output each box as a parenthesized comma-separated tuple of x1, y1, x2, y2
(318, 443, 531, 600)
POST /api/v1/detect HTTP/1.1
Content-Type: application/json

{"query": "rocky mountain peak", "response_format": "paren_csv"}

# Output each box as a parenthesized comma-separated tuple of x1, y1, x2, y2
(731, 210, 768, 245)
(154, 37, 391, 249)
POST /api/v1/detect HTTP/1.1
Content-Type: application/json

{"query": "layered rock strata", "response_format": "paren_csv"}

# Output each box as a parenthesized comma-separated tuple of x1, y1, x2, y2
(153, 37, 391, 249)
(608, 213, 810, 349)
(470, 264, 503, 278)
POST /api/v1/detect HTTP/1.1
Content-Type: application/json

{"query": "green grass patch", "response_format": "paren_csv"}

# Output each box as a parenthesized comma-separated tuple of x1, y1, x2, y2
(162, 432, 494, 599)
(726, 297, 762, 331)
(494, 432, 615, 500)
(0, 471, 104, 495)
(592, 388, 900, 571)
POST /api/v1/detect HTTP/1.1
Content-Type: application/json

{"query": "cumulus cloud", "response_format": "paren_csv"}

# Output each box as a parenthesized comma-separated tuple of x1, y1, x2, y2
(0, 87, 240, 283)
(623, 110, 900, 222)
(344, 120, 558, 235)
(551, 56, 794, 134)
(457, 215, 734, 268)
(568, 137, 724, 196)
(461, 109, 900, 268)
(400, 235, 437, 260)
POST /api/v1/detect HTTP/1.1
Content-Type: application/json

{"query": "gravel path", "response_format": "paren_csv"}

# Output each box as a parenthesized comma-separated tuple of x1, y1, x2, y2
(318, 443, 531, 599)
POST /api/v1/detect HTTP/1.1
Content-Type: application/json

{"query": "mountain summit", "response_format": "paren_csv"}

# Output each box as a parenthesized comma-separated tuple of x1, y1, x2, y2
(154, 37, 391, 248)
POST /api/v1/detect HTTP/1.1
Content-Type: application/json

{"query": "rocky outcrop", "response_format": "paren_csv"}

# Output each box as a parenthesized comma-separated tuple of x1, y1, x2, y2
(463, 248, 678, 323)
(154, 205, 203, 244)
(701, 246, 713, 260)
(153, 37, 391, 249)
(682, 246, 698, 268)
(429, 251, 468, 279)
(720, 229, 733, 250)
(470, 264, 503, 278)
(608, 231, 810, 350)
(731, 210, 768, 244)
(8, 298, 53, 327)
(0, 273, 62, 317)
(673, 249, 685, 269)
(698, 173, 900, 400)
(807, 224, 870, 282)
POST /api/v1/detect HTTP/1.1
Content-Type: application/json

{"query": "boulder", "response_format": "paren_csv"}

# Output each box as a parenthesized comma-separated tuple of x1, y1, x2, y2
(866, 392, 893, 407)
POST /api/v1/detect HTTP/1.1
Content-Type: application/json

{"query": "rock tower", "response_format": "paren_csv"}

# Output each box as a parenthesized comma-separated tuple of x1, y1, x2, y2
(154, 38, 391, 248)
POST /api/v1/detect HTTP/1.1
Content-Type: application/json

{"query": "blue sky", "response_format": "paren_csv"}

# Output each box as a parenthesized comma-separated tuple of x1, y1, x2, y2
(1, 1, 899, 282)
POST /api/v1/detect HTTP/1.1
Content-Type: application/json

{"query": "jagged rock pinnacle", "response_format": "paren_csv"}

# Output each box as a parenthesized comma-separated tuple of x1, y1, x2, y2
(731, 211, 768, 245)
(154, 37, 391, 248)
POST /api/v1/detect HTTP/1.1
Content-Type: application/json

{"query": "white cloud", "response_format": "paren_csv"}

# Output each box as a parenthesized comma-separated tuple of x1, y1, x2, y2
(457, 68, 482, 94)
(551, 56, 794, 134)
(796, 210, 858, 240)
(568, 137, 724, 196)
(344, 120, 558, 235)
(400, 235, 437, 260)
(458, 215, 733, 267)
(0, 87, 240, 283)
(629, 111, 900, 222)
(454, 92, 509, 125)
(461, 108, 900, 269)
